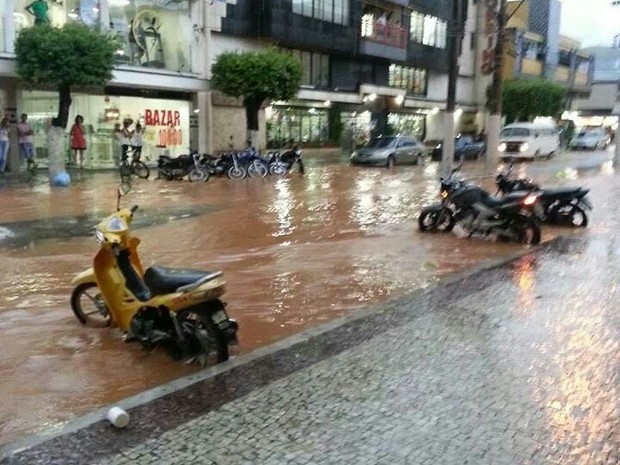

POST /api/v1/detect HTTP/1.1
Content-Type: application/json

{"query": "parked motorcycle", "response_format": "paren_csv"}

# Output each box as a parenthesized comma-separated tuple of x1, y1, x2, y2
(267, 146, 305, 176)
(157, 151, 209, 182)
(418, 168, 461, 232)
(419, 167, 543, 244)
(69, 185, 238, 365)
(495, 164, 591, 227)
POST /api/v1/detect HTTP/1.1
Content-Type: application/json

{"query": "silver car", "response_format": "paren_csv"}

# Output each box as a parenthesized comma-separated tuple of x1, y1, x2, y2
(350, 135, 426, 168)
(570, 129, 610, 150)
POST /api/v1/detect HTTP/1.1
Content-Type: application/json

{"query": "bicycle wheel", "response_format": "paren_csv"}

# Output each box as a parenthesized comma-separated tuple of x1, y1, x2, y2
(132, 160, 150, 179)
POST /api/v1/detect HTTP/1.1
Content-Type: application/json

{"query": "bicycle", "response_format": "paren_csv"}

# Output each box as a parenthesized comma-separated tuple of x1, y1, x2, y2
(119, 146, 150, 182)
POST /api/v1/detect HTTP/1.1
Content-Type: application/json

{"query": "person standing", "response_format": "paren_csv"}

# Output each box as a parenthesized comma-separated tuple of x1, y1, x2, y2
(17, 113, 36, 170)
(120, 118, 133, 160)
(0, 118, 9, 175)
(131, 122, 144, 160)
(70, 115, 87, 169)
(25, 0, 50, 25)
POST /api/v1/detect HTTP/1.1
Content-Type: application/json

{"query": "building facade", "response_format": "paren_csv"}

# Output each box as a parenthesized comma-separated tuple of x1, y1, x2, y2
(207, 0, 488, 151)
(503, 0, 594, 113)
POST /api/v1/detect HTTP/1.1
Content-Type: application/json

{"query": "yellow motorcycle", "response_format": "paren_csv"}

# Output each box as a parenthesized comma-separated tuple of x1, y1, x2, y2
(70, 185, 238, 365)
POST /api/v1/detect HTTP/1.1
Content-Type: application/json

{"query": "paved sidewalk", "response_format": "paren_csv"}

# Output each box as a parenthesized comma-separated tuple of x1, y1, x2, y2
(92, 236, 619, 465)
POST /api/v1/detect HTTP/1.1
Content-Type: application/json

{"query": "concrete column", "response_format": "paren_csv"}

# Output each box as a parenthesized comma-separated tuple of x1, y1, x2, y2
(99, 0, 110, 30)
(3, 80, 21, 174)
(196, 91, 213, 154)
(4, 0, 15, 53)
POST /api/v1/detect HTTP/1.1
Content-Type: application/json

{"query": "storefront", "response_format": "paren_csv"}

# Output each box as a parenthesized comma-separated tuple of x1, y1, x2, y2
(387, 112, 426, 139)
(266, 106, 329, 148)
(21, 89, 191, 168)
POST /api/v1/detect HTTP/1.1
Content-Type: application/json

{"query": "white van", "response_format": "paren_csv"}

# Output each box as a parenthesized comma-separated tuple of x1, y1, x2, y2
(498, 122, 560, 160)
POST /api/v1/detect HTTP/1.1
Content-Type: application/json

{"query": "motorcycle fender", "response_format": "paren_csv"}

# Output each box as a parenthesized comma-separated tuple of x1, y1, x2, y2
(71, 268, 96, 286)
(420, 202, 443, 213)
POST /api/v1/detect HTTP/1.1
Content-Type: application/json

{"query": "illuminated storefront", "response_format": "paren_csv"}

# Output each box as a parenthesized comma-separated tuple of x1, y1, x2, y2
(21, 90, 190, 167)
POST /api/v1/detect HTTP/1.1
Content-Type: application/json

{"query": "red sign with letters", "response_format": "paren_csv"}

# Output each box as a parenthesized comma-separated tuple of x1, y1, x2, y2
(145, 109, 183, 147)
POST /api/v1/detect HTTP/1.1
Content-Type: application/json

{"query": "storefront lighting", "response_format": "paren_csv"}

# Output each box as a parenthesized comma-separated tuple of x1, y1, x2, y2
(68, 10, 79, 19)
(309, 108, 317, 114)
(394, 95, 404, 106)
(109, 0, 130, 5)
(116, 49, 125, 56)
(324, 100, 331, 107)
(193, 109, 200, 114)
(431, 107, 439, 115)
(455, 109, 463, 116)
(368, 93, 377, 102)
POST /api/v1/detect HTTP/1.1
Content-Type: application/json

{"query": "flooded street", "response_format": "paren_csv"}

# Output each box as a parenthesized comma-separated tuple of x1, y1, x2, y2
(0, 150, 613, 443)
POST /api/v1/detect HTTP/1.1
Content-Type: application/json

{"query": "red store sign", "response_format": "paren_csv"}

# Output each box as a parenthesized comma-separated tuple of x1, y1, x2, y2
(145, 109, 183, 147)
(481, 0, 498, 75)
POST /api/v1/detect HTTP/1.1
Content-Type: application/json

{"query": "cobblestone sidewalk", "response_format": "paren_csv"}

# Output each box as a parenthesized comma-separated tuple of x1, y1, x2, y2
(93, 231, 620, 465)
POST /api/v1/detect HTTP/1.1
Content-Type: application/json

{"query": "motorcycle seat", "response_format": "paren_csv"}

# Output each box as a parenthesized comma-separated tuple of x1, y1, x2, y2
(543, 187, 586, 198)
(144, 266, 222, 295)
(482, 191, 527, 208)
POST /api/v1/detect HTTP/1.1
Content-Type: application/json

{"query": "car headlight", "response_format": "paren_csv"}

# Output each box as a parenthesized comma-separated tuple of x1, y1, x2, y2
(350, 151, 358, 158)
(520, 143, 530, 153)
(95, 229, 105, 244)
(498, 143, 506, 152)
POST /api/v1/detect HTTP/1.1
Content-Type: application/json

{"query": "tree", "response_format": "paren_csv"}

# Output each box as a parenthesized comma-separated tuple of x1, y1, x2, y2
(502, 80, 567, 123)
(15, 23, 117, 184)
(211, 48, 302, 148)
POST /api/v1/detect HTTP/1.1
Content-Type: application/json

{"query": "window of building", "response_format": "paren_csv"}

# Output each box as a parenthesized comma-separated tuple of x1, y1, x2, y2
(389, 64, 427, 96)
(410, 11, 447, 49)
(288, 49, 330, 88)
(293, 0, 349, 25)
(14, 0, 97, 31)
(108, 0, 192, 72)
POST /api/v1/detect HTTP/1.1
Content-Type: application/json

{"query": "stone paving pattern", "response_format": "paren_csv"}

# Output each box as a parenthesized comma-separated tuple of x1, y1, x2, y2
(95, 234, 620, 465)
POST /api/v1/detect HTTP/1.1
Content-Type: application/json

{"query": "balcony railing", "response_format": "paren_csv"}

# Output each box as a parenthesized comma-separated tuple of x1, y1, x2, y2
(361, 21, 408, 49)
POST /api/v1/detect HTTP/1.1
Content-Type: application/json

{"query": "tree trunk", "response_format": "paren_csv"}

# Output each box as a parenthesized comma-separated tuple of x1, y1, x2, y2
(48, 85, 71, 186)
(244, 99, 261, 150)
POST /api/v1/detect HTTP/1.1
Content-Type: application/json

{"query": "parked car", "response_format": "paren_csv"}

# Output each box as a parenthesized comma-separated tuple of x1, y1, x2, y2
(498, 122, 559, 161)
(350, 135, 426, 168)
(569, 129, 610, 150)
(430, 136, 486, 161)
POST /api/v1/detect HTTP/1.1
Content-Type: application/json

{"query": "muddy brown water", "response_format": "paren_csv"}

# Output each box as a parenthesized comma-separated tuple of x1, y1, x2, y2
(0, 155, 610, 443)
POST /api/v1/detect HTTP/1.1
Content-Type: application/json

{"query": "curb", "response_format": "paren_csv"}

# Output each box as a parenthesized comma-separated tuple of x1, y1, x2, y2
(0, 234, 571, 463)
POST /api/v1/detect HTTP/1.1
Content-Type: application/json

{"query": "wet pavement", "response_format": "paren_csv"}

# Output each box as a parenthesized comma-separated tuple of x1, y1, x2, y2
(0, 148, 615, 446)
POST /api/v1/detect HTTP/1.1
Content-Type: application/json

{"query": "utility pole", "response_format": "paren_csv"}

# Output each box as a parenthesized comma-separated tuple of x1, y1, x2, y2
(486, 0, 507, 171)
(442, 0, 463, 175)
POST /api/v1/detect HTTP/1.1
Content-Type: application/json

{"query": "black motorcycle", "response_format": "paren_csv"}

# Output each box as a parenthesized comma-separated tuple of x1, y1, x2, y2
(267, 146, 305, 176)
(495, 164, 591, 227)
(419, 168, 542, 244)
(157, 151, 209, 182)
(418, 168, 461, 232)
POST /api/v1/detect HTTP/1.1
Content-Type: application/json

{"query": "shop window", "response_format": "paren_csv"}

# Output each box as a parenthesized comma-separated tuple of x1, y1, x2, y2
(389, 64, 427, 96)
(410, 10, 447, 49)
(267, 107, 329, 148)
(286, 49, 330, 88)
(14, 0, 95, 31)
(108, 0, 192, 72)
(292, 0, 349, 25)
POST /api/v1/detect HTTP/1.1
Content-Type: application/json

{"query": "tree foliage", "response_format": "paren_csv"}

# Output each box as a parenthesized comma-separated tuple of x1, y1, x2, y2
(211, 48, 302, 132)
(15, 23, 117, 128)
(502, 80, 567, 123)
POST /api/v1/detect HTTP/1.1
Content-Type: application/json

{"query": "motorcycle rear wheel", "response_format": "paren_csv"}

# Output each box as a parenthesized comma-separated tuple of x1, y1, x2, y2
(70, 282, 111, 327)
(269, 162, 287, 176)
(177, 310, 228, 365)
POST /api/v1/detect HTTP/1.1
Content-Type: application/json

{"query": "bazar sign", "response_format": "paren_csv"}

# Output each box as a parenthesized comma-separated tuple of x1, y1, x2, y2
(481, 0, 497, 75)
(145, 109, 183, 146)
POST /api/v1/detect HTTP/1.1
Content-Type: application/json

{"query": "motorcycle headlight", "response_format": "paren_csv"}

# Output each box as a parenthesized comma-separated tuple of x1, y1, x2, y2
(95, 229, 105, 244)
(440, 190, 448, 199)
(520, 143, 530, 153)
(498, 143, 507, 152)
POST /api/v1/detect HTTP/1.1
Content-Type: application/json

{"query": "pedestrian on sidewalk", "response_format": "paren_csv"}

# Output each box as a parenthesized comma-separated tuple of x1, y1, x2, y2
(17, 113, 36, 170)
(70, 115, 87, 169)
(0, 117, 9, 174)
(131, 121, 143, 160)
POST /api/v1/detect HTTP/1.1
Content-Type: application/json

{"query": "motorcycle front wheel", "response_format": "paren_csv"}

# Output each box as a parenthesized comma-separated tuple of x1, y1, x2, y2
(418, 208, 455, 232)
(512, 215, 541, 245)
(269, 162, 287, 176)
(227, 165, 247, 180)
(188, 167, 210, 183)
(70, 282, 111, 327)
(247, 160, 269, 178)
